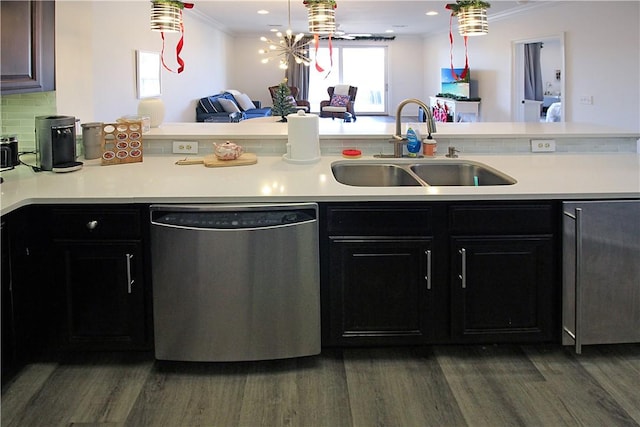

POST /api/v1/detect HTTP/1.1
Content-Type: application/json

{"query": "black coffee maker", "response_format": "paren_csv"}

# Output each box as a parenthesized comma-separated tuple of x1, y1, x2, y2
(35, 115, 83, 172)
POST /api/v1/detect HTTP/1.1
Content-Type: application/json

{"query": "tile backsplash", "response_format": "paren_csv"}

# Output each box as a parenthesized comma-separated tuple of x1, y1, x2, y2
(0, 91, 57, 151)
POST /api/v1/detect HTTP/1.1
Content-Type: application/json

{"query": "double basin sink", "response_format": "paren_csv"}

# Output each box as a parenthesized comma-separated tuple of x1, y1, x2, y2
(332, 159, 517, 187)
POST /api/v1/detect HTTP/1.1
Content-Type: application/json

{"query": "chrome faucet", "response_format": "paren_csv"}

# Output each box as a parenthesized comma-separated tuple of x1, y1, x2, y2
(390, 98, 437, 158)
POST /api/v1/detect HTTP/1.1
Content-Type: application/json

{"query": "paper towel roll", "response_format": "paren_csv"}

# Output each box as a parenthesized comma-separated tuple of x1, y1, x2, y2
(287, 112, 320, 161)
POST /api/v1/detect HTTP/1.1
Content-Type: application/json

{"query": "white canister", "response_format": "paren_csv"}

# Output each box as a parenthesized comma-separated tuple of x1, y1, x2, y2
(138, 98, 165, 127)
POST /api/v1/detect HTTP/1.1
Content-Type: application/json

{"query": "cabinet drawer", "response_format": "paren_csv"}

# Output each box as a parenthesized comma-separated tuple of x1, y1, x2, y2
(51, 207, 141, 239)
(449, 203, 555, 234)
(326, 204, 433, 236)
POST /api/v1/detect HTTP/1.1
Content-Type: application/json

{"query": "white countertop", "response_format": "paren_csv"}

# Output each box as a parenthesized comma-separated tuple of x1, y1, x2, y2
(2, 152, 639, 216)
(145, 121, 640, 140)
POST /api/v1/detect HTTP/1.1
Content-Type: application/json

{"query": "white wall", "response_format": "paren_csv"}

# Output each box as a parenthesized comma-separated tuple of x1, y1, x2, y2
(230, 35, 291, 107)
(540, 39, 562, 96)
(423, 1, 640, 131)
(56, 1, 233, 124)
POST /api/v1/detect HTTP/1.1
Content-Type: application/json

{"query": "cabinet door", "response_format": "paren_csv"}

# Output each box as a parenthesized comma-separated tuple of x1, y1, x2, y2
(451, 236, 555, 342)
(328, 238, 433, 345)
(0, 1, 55, 94)
(56, 241, 148, 350)
(1, 220, 17, 382)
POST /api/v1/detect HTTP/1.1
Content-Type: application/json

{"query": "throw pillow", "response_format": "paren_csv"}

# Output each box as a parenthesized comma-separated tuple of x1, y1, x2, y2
(218, 98, 241, 113)
(199, 97, 219, 114)
(235, 93, 257, 111)
(330, 94, 350, 107)
(285, 95, 297, 107)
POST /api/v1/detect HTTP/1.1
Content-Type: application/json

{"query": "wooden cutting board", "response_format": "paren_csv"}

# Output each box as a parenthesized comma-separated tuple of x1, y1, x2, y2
(175, 153, 257, 167)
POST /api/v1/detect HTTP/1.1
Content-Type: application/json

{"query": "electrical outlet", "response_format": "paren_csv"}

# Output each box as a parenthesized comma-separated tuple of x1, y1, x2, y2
(172, 141, 198, 154)
(531, 139, 556, 152)
(579, 95, 593, 105)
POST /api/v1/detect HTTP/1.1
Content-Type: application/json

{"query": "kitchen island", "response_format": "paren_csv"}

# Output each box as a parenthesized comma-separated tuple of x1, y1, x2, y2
(1, 122, 638, 377)
(1, 152, 639, 215)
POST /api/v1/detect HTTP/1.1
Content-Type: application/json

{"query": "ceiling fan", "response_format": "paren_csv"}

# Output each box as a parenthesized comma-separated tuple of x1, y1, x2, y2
(322, 24, 394, 40)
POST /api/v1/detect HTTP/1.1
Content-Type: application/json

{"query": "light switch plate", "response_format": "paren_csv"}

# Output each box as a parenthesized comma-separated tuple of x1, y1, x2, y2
(172, 141, 198, 154)
(531, 139, 556, 152)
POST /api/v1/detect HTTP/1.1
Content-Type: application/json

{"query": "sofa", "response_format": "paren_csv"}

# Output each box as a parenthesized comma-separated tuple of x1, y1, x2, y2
(196, 91, 272, 122)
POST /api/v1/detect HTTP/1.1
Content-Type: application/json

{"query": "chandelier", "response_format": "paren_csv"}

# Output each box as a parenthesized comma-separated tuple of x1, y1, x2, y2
(259, 0, 311, 69)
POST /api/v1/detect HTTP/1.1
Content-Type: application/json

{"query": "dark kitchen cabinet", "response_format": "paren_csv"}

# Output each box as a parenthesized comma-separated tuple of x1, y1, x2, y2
(1, 219, 16, 383)
(321, 201, 559, 346)
(1, 1, 56, 94)
(328, 238, 433, 345)
(322, 203, 447, 346)
(1, 207, 52, 384)
(448, 203, 558, 343)
(51, 206, 151, 351)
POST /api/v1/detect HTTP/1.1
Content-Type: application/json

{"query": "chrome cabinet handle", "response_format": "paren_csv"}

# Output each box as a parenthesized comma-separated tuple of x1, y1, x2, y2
(86, 220, 98, 230)
(126, 253, 135, 294)
(425, 250, 432, 290)
(459, 248, 466, 289)
(574, 208, 583, 354)
(563, 208, 583, 354)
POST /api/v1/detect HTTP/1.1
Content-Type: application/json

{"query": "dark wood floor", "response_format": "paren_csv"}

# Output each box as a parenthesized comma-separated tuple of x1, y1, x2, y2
(2, 344, 639, 427)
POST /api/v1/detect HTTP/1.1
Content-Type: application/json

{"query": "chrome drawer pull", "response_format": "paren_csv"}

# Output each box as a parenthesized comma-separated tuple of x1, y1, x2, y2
(459, 248, 466, 289)
(86, 220, 98, 230)
(126, 253, 135, 293)
(425, 250, 432, 290)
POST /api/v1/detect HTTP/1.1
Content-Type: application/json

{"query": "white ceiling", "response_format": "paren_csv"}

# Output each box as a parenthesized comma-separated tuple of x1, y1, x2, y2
(188, 0, 549, 37)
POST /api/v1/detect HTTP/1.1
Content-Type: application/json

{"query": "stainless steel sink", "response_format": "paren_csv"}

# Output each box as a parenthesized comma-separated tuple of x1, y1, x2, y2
(332, 160, 516, 187)
(409, 163, 516, 186)
(331, 163, 421, 186)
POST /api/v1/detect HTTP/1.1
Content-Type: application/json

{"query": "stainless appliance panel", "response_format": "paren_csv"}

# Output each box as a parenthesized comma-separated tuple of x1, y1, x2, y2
(563, 200, 640, 352)
(150, 203, 320, 362)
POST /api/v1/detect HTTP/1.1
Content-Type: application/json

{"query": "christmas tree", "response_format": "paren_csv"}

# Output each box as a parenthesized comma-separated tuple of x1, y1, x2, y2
(271, 82, 298, 122)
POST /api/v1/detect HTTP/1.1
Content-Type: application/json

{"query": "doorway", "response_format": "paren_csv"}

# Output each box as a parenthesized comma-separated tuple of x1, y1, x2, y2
(512, 33, 565, 122)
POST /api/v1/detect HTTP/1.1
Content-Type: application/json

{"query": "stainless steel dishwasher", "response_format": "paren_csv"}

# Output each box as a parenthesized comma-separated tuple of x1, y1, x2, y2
(149, 203, 320, 361)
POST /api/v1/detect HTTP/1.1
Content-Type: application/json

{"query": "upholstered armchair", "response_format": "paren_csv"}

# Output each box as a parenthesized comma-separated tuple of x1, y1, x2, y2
(319, 85, 358, 121)
(268, 85, 311, 112)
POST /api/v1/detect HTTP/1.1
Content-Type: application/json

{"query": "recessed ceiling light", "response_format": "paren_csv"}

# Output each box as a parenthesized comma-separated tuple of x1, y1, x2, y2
(426, 11, 438, 16)
(385, 29, 395, 33)
(257, 10, 269, 15)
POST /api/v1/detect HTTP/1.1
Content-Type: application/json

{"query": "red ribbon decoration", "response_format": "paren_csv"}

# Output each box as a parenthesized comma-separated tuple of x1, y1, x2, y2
(159, 2, 193, 74)
(314, 34, 324, 72)
(448, 12, 469, 81)
(313, 34, 334, 76)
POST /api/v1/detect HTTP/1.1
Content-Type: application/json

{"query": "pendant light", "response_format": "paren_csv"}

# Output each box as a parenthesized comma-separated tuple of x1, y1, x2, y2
(304, 0, 337, 73)
(150, 0, 194, 74)
(150, 0, 183, 32)
(446, 1, 490, 36)
(306, 0, 336, 34)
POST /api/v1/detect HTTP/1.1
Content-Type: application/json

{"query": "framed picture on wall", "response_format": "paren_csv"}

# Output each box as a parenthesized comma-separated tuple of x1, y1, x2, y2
(136, 50, 161, 99)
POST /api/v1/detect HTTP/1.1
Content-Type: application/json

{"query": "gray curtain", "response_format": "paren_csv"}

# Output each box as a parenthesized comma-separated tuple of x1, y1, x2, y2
(285, 37, 311, 100)
(524, 42, 543, 101)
